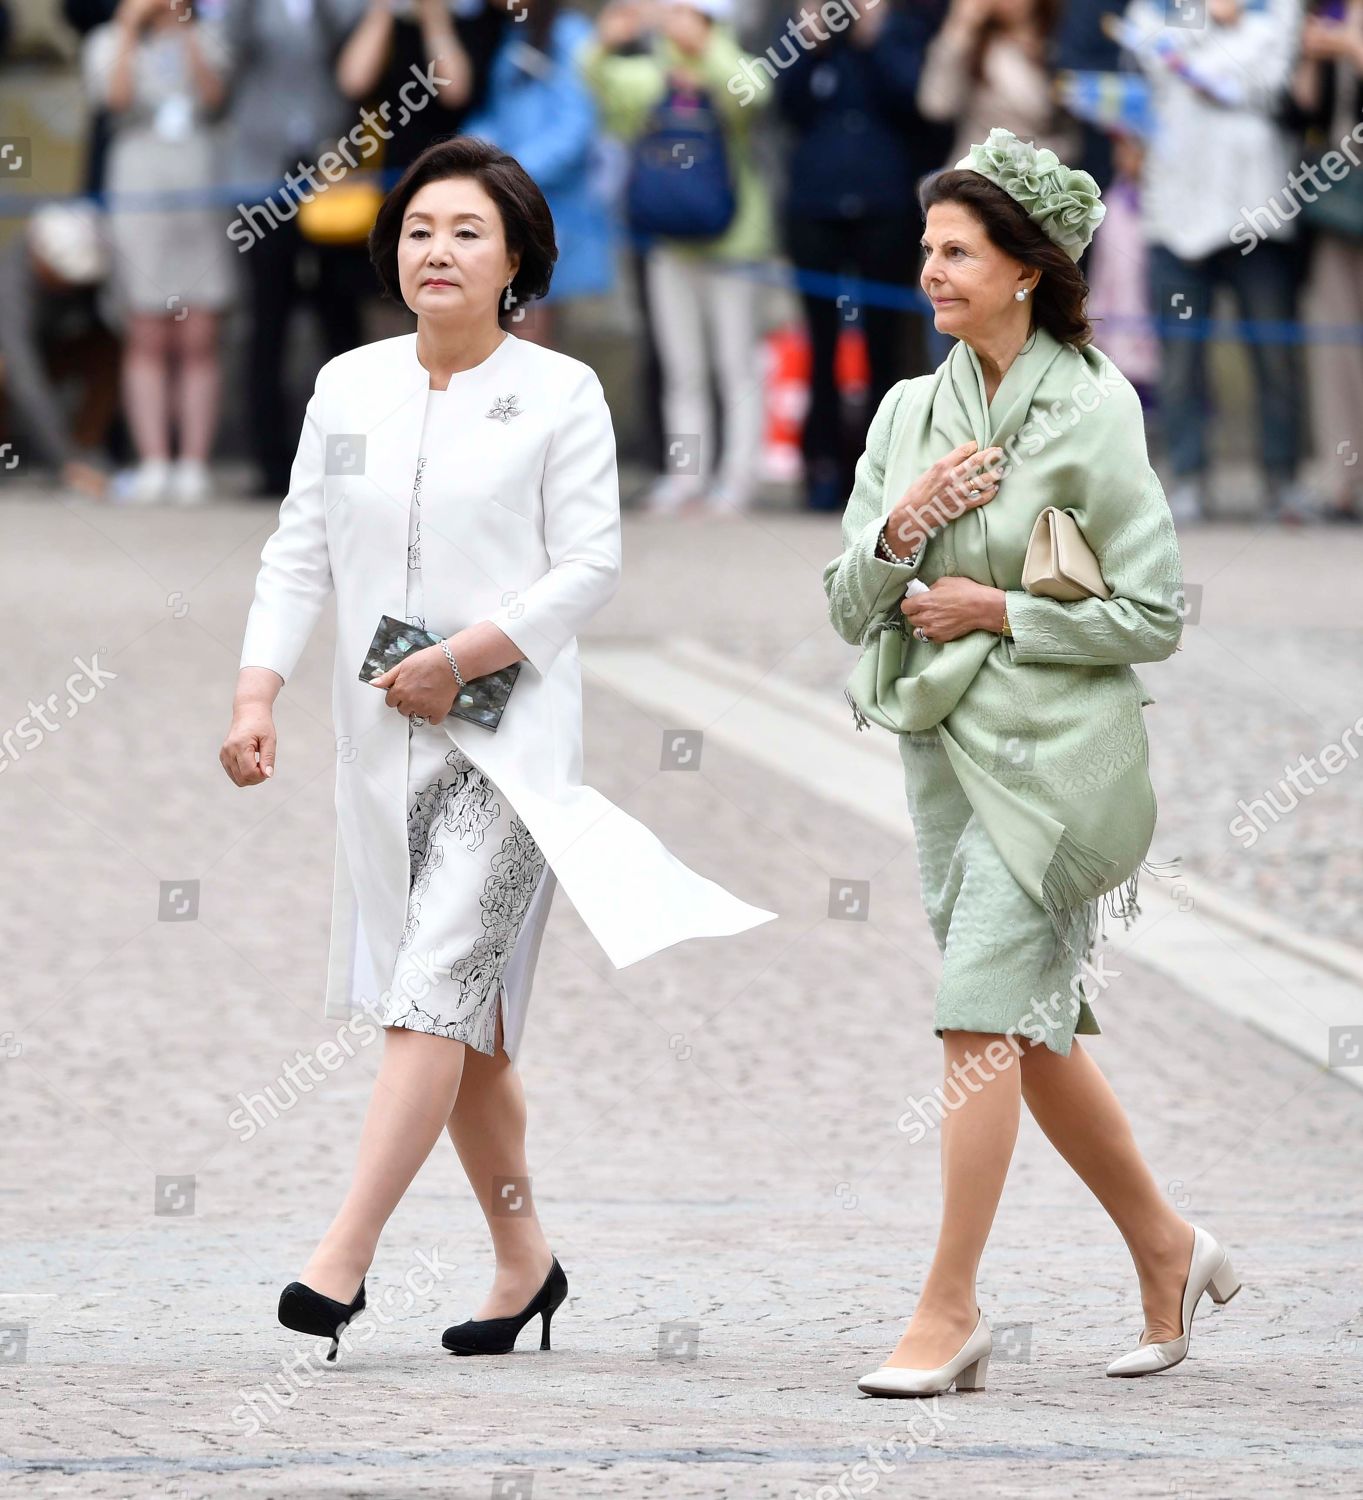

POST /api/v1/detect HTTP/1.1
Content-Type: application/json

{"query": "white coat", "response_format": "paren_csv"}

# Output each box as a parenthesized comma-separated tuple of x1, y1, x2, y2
(238, 331, 777, 1060)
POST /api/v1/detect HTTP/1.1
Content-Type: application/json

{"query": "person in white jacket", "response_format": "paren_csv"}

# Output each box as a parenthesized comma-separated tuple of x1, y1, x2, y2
(219, 136, 774, 1361)
(1115, 0, 1309, 523)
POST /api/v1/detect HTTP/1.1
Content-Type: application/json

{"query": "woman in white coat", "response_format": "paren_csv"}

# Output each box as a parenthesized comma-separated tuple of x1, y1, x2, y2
(219, 137, 775, 1360)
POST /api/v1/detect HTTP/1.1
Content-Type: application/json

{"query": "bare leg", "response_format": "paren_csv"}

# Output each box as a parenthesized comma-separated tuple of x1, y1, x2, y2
(882, 1030, 1021, 1368)
(445, 993, 554, 1318)
(121, 312, 172, 461)
(1018, 1038, 1194, 1343)
(172, 308, 221, 463)
(299, 1025, 467, 1302)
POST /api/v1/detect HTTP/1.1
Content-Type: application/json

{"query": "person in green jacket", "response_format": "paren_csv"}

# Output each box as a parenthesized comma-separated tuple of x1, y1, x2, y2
(825, 129, 1242, 1398)
(580, 0, 774, 513)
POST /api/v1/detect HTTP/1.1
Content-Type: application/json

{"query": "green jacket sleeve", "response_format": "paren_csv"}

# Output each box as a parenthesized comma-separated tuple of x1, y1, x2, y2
(822, 380, 928, 648)
(1004, 469, 1185, 666)
(579, 27, 772, 140)
(690, 27, 775, 122)
(578, 39, 667, 139)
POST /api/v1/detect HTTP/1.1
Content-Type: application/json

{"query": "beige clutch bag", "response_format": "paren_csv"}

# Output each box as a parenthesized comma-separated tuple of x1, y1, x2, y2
(1021, 507, 1110, 601)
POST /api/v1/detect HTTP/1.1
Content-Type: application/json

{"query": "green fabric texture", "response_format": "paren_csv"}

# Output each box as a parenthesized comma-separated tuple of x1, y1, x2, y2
(899, 727, 1103, 1053)
(578, 30, 774, 263)
(823, 327, 1185, 1016)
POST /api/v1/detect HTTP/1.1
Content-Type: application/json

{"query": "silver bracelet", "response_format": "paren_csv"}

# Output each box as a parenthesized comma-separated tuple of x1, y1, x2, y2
(439, 640, 466, 689)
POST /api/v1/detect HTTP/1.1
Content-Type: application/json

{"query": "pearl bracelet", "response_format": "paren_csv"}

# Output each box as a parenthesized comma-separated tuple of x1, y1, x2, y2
(877, 525, 921, 566)
(439, 640, 466, 689)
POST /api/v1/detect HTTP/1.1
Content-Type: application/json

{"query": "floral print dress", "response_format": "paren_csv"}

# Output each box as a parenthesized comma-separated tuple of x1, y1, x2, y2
(379, 390, 548, 1056)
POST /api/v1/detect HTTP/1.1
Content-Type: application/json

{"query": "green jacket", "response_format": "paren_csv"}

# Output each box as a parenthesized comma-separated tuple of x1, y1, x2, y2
(824, 327, 1186, 973)
(578, 27, 774, 263)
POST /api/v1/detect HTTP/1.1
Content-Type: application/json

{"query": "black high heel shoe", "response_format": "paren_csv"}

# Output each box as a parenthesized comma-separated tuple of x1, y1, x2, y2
(442, 1256, 567, 1355)
(278, 1277, 366, 1362)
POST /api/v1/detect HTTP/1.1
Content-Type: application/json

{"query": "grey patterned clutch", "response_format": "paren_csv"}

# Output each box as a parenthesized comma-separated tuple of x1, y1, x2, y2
(359, 614, 521, 731)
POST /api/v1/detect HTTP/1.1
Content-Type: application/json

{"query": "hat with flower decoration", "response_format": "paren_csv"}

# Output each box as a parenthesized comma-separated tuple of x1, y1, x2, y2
(954, 128, 1106, 261)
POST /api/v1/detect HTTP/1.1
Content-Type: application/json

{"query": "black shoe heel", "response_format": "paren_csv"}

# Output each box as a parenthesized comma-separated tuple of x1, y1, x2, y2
(442, 1255, 567, 1356)
(278, 1278, 366, 1362)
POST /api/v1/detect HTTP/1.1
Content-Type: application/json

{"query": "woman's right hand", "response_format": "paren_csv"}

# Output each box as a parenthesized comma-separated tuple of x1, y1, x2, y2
(220, 702, 277, 786)
(597, 0, 650, 50)
(945, 0, 996, 38)
(881, 440, 1004, 558)
(115, 0, 168, 32)
(1301, 14, 1361, 63)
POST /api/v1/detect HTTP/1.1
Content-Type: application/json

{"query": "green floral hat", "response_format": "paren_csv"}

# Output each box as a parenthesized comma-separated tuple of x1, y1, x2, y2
(955, 128, 1106, 261)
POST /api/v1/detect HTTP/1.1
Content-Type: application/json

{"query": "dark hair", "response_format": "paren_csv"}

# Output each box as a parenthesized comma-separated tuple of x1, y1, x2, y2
(964, 0, 1061, 82)
(918, 168, 1093, 349)
(368, 136, 557, 320)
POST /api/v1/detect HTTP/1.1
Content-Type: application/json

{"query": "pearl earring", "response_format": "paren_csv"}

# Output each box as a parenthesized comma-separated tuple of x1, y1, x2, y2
(1015, 289, 1029, 302)
(502, 279, 515, 312)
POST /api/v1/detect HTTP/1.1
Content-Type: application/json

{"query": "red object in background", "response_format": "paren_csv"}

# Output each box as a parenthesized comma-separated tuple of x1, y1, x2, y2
(763, 322, 869, 483)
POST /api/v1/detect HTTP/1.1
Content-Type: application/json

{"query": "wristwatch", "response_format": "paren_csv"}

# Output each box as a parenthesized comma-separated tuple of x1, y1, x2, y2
(1000, 596, 1014, 638)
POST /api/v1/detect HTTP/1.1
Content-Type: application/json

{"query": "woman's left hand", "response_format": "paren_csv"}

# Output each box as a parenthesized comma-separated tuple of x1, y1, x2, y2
(902, 577, 1006, 643)
(1301, 15, 1361, 63)
(371, 646, 461, 722)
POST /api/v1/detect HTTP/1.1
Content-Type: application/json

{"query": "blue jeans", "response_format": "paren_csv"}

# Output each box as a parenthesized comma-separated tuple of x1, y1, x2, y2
(1146, 239, 1302, 483)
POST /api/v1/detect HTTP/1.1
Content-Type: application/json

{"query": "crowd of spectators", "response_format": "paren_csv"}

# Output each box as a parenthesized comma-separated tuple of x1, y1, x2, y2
(0, 0, 1359, 525)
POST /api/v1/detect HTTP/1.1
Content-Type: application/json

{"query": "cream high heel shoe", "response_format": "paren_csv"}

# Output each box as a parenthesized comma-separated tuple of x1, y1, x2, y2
(1106, 1224, 1241, 1377)
(857, 1309, 991, 1397)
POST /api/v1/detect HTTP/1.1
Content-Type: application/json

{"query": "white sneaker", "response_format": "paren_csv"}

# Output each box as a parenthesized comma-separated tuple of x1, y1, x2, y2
(703, 483, 755, 516)
(127, 458, 172, 505)
(169, 458, 211, 506)
(1265, 478, 1316, 525)
(642, 473, 705, 514)
(1165, 476, 1206, 524)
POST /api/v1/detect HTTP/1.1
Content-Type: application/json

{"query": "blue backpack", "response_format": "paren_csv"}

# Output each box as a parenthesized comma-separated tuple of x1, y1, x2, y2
(625, 84, 737, 240)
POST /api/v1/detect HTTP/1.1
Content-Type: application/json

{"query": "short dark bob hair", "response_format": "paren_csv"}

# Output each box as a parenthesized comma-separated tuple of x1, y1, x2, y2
(919, 168, 1094, 349)
(368, 136, 557, 319)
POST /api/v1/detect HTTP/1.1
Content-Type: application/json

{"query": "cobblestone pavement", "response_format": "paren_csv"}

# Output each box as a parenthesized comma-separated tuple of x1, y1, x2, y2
(1, 494, 1360, 1497)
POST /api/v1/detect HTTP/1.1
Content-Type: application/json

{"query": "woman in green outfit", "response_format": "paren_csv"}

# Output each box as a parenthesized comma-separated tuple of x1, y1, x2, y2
(823, 129, 1242, 1398)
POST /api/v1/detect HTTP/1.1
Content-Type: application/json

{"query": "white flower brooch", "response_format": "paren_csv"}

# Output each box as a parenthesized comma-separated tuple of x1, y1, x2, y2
(486, 394, 522, 424)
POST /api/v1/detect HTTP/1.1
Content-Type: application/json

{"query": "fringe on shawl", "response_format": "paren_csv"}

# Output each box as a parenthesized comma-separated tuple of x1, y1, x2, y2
(844, 687, 871, 733)
(1041, 828, 1183, 974)
(846, 590, 1187, 974)
(844, 613, 910, 733)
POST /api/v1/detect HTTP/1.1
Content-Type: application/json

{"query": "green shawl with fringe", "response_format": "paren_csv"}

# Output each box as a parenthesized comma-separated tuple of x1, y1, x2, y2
(823, 326, 1185, 969)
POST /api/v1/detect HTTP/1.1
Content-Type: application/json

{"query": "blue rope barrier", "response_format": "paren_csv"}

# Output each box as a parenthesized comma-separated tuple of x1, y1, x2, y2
(623, 237, 1363, 348)
(5, 179, 1362, 346)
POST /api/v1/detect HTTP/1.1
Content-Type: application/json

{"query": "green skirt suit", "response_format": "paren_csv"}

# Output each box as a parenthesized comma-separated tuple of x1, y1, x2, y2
(823, 327, 1186, 1056)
